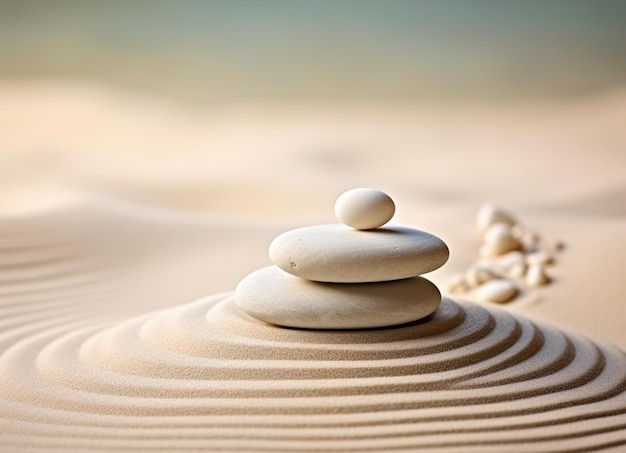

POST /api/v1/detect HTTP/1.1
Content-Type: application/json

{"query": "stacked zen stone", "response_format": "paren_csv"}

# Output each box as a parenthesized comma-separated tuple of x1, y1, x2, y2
(235, 188, 449, 329)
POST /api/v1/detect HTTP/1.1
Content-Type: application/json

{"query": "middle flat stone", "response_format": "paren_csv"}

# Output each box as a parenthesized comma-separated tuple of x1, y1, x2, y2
(269, 224, 449, 283)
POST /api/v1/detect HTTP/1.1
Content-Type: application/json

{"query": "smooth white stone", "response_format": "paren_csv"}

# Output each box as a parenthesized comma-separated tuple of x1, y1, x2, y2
(526, 264, 550, 287)
(235, 266, 441, 329)
(476, 203, 518, 233)
(269, 224, 449, 283)
(507, 262, 527, 279)
(496, 250, 525, 268)
(526, 250, 554, 266)
(483, 222, 513, 242)
(480, 241, 520, 258)
(334, 188, 395, 230)
(483, 222, 521, 255)
(519, 230, 540, 252)
(475, 279, 518, 304)
(494, 251, 527, 277)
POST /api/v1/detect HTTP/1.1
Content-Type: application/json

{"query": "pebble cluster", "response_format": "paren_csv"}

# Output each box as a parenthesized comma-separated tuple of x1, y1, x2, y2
(235, 188, 449, 329)
(446, 203, 564, 303)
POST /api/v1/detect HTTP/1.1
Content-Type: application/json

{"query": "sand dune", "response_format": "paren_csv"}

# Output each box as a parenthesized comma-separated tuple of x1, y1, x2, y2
(5, 292, 626, 452)
(0, 196, 624, 452)
(1, 82, 626, 451)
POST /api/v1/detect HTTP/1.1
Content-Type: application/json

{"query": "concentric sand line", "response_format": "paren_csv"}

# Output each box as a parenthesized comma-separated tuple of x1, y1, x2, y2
(1, 202, 626, 452)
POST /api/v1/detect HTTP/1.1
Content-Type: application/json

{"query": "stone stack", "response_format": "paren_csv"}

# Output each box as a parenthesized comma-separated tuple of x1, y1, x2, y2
(235, 188, 449, 329)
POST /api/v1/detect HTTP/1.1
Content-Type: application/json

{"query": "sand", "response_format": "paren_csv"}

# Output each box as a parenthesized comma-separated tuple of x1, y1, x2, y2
(0, 80, 626, 452)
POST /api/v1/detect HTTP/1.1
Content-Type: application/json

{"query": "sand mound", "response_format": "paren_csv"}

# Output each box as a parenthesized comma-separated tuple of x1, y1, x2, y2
(1, 196, 625, 452)
(3, 292, 626, 452)
(0, 206, 625, 452)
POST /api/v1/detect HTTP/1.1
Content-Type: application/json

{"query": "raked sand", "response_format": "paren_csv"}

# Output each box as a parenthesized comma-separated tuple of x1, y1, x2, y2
(1, 80, 626, 452)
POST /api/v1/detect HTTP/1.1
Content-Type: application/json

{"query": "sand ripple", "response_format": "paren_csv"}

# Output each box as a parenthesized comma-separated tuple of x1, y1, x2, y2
(3, 294, 626, 452)
(1, 205, 626, 452)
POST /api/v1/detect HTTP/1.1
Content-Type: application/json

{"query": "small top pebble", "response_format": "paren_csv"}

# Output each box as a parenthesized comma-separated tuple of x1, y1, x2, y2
(334, 188, 395, 230)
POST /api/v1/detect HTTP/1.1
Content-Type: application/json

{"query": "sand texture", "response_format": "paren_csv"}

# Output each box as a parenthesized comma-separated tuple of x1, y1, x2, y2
(0, 198, 624, 452)
(1, 81, 626, 452)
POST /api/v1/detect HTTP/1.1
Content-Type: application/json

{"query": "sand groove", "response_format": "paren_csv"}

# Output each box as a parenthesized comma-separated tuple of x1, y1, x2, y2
(1, 206, 626, 452)
(2, 293, 626, 452)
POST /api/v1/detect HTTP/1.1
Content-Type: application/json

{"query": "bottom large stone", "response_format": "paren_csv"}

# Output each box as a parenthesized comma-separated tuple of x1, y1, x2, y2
(234, 266, 441, 329)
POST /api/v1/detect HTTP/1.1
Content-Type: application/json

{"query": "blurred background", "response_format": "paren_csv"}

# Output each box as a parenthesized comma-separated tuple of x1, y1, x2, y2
(0, 0, 625, 219)
(3, 0, 626, 102)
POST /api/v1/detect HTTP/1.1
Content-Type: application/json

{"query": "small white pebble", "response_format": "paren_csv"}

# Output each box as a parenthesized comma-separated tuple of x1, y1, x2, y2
(483, 222, 514, 242)
(520, 231, 541, 253)
(480, 243, 505, 258)
(483, 223, 521, 255)
(496, 250, 525, 267)
(506, 262, 527, 279)
(527, 250, 554, 266)
(476, 203, 517, 234)
(526, 264, 550, 287)
(466, 264, 498, 287)
(334, 188, 395, 230)
(493, 250, 526, 277)
(475, 279, 518, 304)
